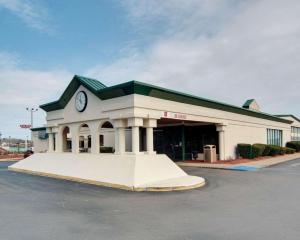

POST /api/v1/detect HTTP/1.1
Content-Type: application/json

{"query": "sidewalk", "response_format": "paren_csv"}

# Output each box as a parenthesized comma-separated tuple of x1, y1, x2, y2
(0, 158, 23, 162)
(177, 153, 300, 171)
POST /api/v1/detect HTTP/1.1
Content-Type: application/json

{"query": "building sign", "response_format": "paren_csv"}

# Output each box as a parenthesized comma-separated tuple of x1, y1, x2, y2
(20, 124, 32, 129)
(162, 111, 187, 120)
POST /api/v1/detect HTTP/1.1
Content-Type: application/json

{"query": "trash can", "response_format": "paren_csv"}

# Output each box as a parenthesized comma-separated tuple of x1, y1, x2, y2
(204, 145, 217, 163)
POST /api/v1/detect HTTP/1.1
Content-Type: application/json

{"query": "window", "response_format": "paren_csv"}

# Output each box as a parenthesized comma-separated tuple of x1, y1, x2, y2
(100, 135, 104, 146)
(88, 135, 91, 148)
(291, 127, 300, 141)
(267, 129, 282, 146)
(53, 135, 56, 151)
(79, 139, 84, 148)
(38, 130, 48, 140)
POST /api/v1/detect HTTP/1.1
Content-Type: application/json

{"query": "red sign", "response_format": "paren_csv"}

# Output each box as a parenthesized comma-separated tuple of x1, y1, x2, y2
(163, 111, 187, 120)
(20, 124, 32, 129)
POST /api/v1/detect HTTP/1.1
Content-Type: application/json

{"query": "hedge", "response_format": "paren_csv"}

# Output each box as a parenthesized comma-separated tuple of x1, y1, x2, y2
(253, 144, 266, 157)
(268, 145, 284, 156)
(237, 144, 252, 158)
(286, 141, 300, 152)
(251, 145, 261, 158)
(262, 145, 272, 156)
(282, 147, 296, 154)
(237, 143, 297, 159)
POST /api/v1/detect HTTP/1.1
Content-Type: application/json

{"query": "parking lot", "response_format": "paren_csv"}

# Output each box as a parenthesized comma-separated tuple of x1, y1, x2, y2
(1, 160, 300, 240)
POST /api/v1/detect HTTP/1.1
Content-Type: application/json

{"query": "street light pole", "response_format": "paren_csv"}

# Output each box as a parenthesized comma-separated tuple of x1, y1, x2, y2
(26, 107, 38, 141)
(26, 107, 38, 128)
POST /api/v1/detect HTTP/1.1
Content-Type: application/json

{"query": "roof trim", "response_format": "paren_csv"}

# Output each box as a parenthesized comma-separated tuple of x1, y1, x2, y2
(40, 76, 292, 124)
(275, 114, 300, 123)
(31, 127, 46, 132)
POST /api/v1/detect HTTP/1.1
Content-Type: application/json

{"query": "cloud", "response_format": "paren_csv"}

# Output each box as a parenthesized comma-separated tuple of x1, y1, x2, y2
(121, 0, 246, 37)
(0, 53, 72, 106)
(0, 0, 52, 32)
(88, 0, 300, 116)
(0, 52, 72, 137)
(0, 52, 19, 69)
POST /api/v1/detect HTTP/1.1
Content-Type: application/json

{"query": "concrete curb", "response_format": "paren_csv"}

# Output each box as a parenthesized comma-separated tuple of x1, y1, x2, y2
(178, 153, 300, 171)
(0, 158, 22, 162)
(8, 167, 205, 192)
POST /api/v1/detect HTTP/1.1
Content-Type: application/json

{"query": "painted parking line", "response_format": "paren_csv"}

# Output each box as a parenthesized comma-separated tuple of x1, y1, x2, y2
(228, 165, 258, 171)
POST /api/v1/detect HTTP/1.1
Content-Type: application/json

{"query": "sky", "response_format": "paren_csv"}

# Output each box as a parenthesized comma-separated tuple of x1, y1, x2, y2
(0, 0, 299, 139)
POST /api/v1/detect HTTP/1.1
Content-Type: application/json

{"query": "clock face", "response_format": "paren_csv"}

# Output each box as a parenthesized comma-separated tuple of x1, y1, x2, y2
(75, 91, 88, 112)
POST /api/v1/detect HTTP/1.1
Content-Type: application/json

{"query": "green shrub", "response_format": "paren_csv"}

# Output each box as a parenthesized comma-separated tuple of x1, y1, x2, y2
(268, 145, 283, 156)
(253, 144, 266, 157)
(238, 143, 295, 158)
(286, 141, 300, 152)
(262, 145, 272, 156)
(251, 145, 261, 158)
(282, 147, 296, 154)
(279, 147, 285, 155)
(237, 144, 252, 158)
(100, 147, 114, 153)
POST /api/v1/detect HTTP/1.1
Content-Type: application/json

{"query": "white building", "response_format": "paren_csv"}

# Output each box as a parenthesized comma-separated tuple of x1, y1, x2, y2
(11, 75, 299, 191)
(32, 75, 297, 160)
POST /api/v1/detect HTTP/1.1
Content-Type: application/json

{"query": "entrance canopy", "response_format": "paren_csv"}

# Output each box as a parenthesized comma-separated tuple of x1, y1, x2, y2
(155, 118, 219, 161)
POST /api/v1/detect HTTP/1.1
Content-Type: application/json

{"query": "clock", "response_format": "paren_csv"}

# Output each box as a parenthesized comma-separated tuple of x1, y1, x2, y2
(75, 91, 88, 112)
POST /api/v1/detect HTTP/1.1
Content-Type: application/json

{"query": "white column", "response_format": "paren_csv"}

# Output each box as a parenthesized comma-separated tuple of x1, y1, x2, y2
(56, 127, 63, 153)
(113, 119, 127, 155)
(218, 130, 225, 160)
(146, 127, 154, 154)
(114, 127, 126, 154)
(48, 133, 54, 152)
(144, 118, 157, 154)
(71, 125, 79, 154)
(128, 117, 143, 154)
(72, 134, 79, 153)
(90, 122, 100, 154)
(119, 127, 125, 154)
(114, 127, 120, 154)
(91, 133, 99, 154)
(217, 124, 226, 161)
(131, 126, 140, 154)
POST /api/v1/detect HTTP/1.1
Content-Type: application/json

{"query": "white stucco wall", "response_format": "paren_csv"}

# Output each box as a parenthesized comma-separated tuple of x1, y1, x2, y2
(32, 131, 49, 153)
(46, 85, 134, 127)
(131, 94, 292, 159)
(43, 85, 293, 160)
(278, 116, 300, 141)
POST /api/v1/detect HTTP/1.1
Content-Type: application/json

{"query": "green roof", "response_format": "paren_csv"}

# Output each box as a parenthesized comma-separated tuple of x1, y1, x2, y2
(275, 115, 300, 123)
(40, 75, 107, 112)
(243, 99, 255, 108)
(40, 75, 292, 124)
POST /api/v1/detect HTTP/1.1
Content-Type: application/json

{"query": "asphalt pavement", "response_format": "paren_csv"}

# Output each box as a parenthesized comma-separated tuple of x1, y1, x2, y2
(1, 159, 300, 240)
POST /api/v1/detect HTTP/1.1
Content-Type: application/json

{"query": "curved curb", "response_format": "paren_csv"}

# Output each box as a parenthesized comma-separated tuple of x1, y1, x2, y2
(9, 167, 205, 192)
(134, 180, 206, 192)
